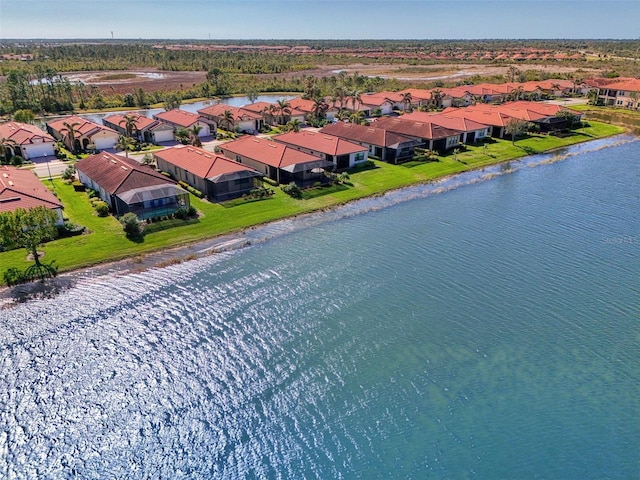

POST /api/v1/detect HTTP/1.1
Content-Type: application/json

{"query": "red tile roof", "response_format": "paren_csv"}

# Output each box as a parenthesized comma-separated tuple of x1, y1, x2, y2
(0, 122, 54, 145)
(597, 78, 640, 93)
(440, 107, 515, 128)
(220, 136, 321, 169)
(197, 104, 262, 121)
(402, 111, 490, 132)
(103, 113, 159, 131)
(153, 109, 205, 128)
(319, 122, 417, 148)
(76, 152, 174, 195)
(274, 131, 367, 156)
(371, 117, 461, 140)
(0, 165, 62, 213)
(154, 145, 259, 180)
(47, 115, 116, 137)
(240, 101, 275, 114)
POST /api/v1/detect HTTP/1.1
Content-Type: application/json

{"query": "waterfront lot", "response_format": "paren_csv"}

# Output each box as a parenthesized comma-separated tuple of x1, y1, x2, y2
(0, 121, 625, 280)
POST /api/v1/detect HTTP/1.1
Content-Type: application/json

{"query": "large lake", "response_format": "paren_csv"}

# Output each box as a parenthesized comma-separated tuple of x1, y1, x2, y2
(1, 137, 639, 478)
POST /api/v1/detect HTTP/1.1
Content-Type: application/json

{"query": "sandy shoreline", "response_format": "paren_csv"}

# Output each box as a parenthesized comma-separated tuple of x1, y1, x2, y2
(1, 132, 635, 308)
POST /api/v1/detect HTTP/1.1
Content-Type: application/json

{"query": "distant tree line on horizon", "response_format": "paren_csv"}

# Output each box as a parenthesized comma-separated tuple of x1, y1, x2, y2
(0, 39, 638, 116)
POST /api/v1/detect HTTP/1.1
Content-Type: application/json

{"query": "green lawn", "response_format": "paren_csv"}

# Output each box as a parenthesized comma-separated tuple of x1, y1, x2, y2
(0, 121, 625, 282)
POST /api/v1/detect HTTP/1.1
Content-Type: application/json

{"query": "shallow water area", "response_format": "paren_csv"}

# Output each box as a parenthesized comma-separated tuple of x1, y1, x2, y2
(1, 137, 639, 478)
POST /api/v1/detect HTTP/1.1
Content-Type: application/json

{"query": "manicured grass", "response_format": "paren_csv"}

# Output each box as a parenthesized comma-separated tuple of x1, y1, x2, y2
(0, 121, 625, 282)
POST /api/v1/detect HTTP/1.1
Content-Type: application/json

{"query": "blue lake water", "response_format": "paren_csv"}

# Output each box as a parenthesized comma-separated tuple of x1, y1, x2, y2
(1, 137, 639, 478)
(38, 94, 298, 128)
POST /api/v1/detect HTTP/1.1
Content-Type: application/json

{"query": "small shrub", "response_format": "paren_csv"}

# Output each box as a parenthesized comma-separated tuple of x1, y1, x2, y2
(281, 182, 302, 199)
(94, 201, 109, 217)
(174, 206, 192, 219)
(87, 189, 98, 198)
(263, 177, 278, 187)
(4, 267, 26, 286)
(120, 212, 142, 237)
(62, 165, 76, 181)
(10, 155, 23, 166)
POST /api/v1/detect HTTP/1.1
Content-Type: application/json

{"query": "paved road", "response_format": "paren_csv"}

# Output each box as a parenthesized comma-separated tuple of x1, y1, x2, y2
(30, 157, 70, 178)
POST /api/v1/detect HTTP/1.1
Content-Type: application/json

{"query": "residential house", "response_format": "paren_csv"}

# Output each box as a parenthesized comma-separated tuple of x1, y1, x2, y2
(319, 122, 421, 163)
(395, 89, 433, 109)
(76, 152, 189, 219)
(154, 145, 263, 202)
(402, 111, 490, 144)
(596, 79, 640, 109)
(153, 109, 213, 138)
(274, 131, 368, 169)
(0, 121, 56, 160)
(219, 136, 333, 186)
(197, 104, 263, 133)
(103, 113, 175, 144)
(47, 115, 119, 151)
(439, 107, 512, 138)
(0, 165, 63, 224)
(371, 117, 462, 152)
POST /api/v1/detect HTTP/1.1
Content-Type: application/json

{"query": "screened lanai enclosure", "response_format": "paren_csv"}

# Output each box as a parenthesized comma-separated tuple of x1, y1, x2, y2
(115, 184, 190, 220)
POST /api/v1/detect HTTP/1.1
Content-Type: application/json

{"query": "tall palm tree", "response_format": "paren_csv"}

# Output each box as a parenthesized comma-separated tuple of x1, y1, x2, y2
(275, 99, 291, 125)
(312, 98, 328, 120)
(0, 137, 17, 163)
(221, 110, 235, 131)
(60, 121, 81, 153)
(430, 89, 443, 110)
(119, 114, 139, 139)
(400, 92, 413, 112)
(348, 90, 362, 113)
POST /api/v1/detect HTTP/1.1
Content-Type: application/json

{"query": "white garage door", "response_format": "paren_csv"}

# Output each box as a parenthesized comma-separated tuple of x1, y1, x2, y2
(23, 143, 55, 159)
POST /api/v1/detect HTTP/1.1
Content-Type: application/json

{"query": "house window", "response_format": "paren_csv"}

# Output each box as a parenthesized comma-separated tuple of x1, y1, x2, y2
(617, 100, 623, 105)
(354, 152, 365, 162)
(619, 91, 625, 96)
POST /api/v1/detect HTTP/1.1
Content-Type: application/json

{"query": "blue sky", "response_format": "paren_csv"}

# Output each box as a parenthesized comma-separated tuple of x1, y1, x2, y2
(1, 1, 638, 40)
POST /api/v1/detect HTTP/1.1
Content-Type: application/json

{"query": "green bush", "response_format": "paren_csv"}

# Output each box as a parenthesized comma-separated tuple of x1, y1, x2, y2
(3, 267, 26, 287)
(62, 165, 76, 181)
(174, 206, 197, 219)
(120, 212, 142, 237)
(177, 181, 203, 198)
(262, 177, 278, 187)
(281, 182, 302, 199)
(94, 201, 109, 217)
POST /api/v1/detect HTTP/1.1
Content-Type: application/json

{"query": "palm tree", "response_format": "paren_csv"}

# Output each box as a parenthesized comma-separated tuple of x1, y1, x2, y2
(189, 125, 203, 147)
(0, 137, 17, 163)
(430, 89, 443, 109)
(336, 109, 351, 122)
(60, 121, 81, 153)
(285, 119, 302, 132)
(221, 110, 235, 131)
(400, 92, 413, 112)
(275, 99, 291, 125)
(509, 86, 524, 101)
(312, 98, 328, 120)
(349, 111, 366, 125)
(262, 104, 278, 126)
(119, 114, 139, 139)
(116, 135, 133, 158)
(348, 89, 362, 113)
